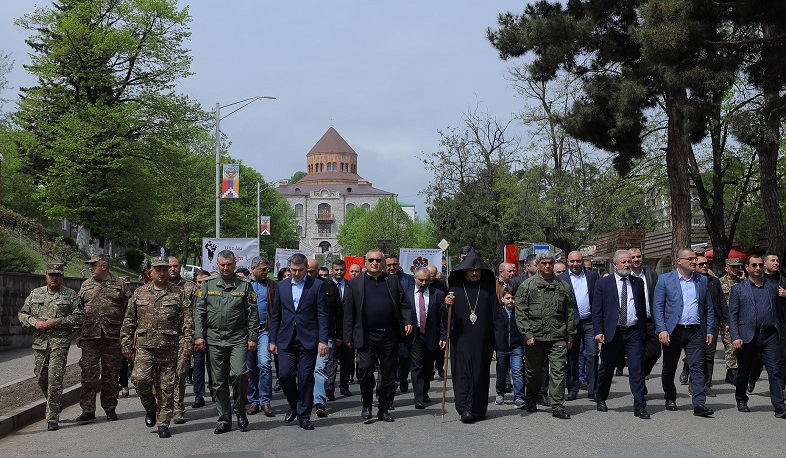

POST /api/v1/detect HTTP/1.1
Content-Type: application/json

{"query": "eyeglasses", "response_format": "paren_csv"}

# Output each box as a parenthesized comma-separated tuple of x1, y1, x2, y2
(678, 257, 698, 262)
(749, 263, 763, 267)
(697, 262, 708, 266)
(256, 267, 269, 272)
(367, 258, 383, 263)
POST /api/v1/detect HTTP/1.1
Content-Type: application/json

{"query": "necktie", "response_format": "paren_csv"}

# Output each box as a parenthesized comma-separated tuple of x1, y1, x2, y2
(419, 290, 427, 334)
(619, 277, 628, 326)
(337, 281, 343, 300)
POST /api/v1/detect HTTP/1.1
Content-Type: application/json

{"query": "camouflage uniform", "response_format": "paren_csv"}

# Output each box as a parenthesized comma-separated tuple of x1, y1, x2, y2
(720, 274, 741, 370)
(170, 277, 197, 420)
(77, 267, 131, 415)
(19, 278, 83, 423)
(121, 280, 194, 427)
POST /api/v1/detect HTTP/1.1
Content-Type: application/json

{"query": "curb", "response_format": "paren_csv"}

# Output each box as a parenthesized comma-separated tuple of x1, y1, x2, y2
(0, 383, 82, 437)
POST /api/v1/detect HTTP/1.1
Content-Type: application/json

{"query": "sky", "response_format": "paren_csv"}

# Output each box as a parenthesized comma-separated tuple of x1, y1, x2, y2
(0, 1, 528, 219)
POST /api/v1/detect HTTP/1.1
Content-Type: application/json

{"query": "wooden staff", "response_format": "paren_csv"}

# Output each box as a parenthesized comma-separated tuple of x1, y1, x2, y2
(441, 292, 454, 420)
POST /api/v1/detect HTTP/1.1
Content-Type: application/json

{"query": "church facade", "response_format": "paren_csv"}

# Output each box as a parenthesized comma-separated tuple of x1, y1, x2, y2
(275, 127, 396, 254)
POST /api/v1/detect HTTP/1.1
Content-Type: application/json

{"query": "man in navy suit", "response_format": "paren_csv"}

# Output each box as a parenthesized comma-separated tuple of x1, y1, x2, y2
(386, 254, 416, 393)
(592, 250, 650, 419)
(268, 253, 329, 430)
(559, 251, 600, 401)
(653, 248, 715, 417)
(404, 267, 445, 409)
(729, 255, 786, 417)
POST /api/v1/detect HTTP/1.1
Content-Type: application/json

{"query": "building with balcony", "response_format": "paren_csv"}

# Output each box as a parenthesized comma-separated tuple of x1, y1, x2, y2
(275, 127, 397, 254)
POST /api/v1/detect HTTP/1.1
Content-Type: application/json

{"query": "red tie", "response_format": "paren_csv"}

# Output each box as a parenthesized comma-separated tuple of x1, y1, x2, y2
(419, 290, 427, 334)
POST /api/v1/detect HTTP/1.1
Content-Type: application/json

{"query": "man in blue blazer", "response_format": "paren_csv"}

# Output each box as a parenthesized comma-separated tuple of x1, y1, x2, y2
(728, 255, 786, 417)
(268, 253, 329, 430)
(653, 248, 715, 417)
(559, 251, 600, 401)
(592, 250, 650, 419)
(403, 267, 445, 409)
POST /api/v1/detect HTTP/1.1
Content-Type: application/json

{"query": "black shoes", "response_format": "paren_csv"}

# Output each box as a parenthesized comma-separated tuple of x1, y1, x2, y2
(423, 395, 432, 403)
(725, 369, 737, 384)
(665, 400, 678, 411)
(105, 410, 117, 421)
(378, 411, 394, 422)
(237, 413, 249, 431)
(299, 419, 314, 430)
(693, 404, 714, 417)
(340, 387, 353, 397)
(415, 401, 425, 409)
(748, 380, 756, 394)
(400, 380, 408, 393)
(524, 401, 537, 413)
(214, 423, 231, 434)
(75, 412, 96, 423)
(47, 422, 59, 431)
(315, 404, 328, 418)
(565, 391, 578, 401)
(596, 400, 608, 412)
(326, 388, 335, 401)
(552, 409, 571, 420)
(284, 409, 296, 423)
(634, 409, 651, 419)
(588, 393, 596, 401)
(775, 405, 786, 418)
(615, 368, 624, 376)
(157, 426, 171, 438)
(537, 393, 549, 406)
(273, 380, 282, 392)
(460, 411, 474, 423)
(145, 410, 156, 427)
(737, 401, 750, 412)
(679, 366, 690, 385)
(192, 397, 205, 408)
(361, 407, 373, 421)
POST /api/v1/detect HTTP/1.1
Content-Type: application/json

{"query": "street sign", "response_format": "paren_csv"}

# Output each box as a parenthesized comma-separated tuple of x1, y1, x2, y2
(438, 239, 449, 251)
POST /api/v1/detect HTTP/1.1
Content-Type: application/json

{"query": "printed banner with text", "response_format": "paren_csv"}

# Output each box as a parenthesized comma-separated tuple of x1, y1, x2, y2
(399, 248, 443, 274)
(202, 238, 259, 272)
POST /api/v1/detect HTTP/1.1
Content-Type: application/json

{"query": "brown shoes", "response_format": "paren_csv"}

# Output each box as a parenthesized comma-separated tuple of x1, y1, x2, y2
(246, 404, 260, 415)
(261, 404, 275, 417)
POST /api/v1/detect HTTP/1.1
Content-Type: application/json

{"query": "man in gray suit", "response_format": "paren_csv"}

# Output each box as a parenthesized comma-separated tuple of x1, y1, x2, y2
(729, 254, 786, 417)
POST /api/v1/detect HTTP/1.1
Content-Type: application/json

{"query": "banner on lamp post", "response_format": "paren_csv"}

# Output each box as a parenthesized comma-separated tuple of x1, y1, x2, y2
(221, 164, 240, 198)
(259, 216, 270, 236)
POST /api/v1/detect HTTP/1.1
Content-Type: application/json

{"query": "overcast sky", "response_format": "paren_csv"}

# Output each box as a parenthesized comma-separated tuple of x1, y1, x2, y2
(0, 1, 528, 218)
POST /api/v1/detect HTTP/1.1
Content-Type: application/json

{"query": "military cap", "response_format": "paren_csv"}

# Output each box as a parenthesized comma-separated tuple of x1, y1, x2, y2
(725, 258, 743, 266)
(46, 263, 64, 274)
(151, 256, 170, 267)
(85, 253, 110, 264)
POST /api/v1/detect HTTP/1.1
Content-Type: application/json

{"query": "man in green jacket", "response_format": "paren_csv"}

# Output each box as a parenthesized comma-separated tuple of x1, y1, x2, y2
(194, 250, 259, 434)
(516, 250, 576, 419)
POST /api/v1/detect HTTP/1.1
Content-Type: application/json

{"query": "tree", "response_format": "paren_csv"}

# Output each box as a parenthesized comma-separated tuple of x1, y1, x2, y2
(14, 0, 203, 241)
(337, 198, 417, 256)
(288, 171, 306, 184)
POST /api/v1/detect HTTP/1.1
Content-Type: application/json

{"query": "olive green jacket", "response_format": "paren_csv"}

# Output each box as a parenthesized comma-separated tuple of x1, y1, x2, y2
(194, 274, 259, 347)
(515, 274, 576, 342)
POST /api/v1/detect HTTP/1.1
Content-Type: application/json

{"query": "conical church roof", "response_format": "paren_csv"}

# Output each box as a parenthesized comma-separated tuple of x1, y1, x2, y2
(306, 127, 358, 157)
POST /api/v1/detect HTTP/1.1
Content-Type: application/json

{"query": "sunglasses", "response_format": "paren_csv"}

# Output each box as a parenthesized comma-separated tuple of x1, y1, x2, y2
(697, 262, 708, 266)
(749, 263, 763, 267)
(367, 258, 383, 263)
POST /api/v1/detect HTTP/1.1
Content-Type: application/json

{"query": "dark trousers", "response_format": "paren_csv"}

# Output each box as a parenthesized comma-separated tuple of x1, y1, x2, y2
(642, 318, 661, 376)
(358, 328, 398, 412)
(398, 343, 411, 385)
(567, 318, 598, 395)
(735, 328, 785, 408)
(597, 327, 646, 410)
(279, 340, 318, 421)
(662, 325, 707, 406)
(409, 333, 436, 403)
(192, 349, 213, 399)
(338, 345, 355, 388)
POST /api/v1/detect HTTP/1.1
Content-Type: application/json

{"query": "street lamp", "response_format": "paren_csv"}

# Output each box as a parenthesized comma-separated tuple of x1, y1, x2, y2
(215, 96, 276, 237)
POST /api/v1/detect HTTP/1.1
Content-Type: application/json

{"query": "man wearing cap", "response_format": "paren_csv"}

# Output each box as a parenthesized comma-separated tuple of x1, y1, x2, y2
(720, 258, 744, 384)
(75, 253, 131, 423)
(121, 256, 194, 438)
(194, 250, 259, 434)
(166, 256, 198, 424)
(19, 263, 83, 431)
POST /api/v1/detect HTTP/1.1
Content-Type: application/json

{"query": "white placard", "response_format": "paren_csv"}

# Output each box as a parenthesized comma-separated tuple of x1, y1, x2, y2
(202, 238, 259, 272)
(398, 248, 443, 275)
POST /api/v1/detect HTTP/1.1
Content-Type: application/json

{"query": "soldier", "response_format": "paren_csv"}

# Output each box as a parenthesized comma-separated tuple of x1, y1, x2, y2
(121, 256, 194, 438)
(75, 254, 131, 423)
(720, 258, 744, 384)
(19, 263, 83, 431)
(167, 256, 197, 425)
(194, 250, 259, 434)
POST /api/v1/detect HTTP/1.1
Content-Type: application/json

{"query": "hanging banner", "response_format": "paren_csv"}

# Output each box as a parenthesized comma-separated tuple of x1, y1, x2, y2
(221, 164, 240, 198)
(259, 216, 271, 236)
(201, 238, 259, 272)
(343, 255, 365, 280)
(274, 248, 314, 276)
(399, 248, 443, 275)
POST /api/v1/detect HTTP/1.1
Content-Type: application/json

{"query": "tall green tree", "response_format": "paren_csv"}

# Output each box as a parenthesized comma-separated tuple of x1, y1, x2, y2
(337, 198, 417, 256)
(14, 0, 203, 241)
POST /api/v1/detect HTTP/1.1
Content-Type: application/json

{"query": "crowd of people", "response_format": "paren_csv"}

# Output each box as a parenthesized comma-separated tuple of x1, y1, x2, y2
(18, 244, 786, 436)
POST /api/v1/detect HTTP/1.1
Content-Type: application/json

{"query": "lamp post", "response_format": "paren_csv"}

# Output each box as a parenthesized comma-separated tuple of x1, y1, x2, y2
(215, 96, 276, 237)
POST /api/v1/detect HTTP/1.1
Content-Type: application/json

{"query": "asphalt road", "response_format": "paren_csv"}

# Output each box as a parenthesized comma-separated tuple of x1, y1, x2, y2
(1, 357, 784, 458)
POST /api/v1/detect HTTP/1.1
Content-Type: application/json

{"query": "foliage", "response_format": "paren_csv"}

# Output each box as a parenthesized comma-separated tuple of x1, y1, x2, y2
(337, 198, 416, 256)
(125, 247, 145, 271)
(0, 230, 39, 273)
(288, 171, 306, 184)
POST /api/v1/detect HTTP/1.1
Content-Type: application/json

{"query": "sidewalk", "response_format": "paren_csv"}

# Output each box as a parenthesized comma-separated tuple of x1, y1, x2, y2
(0, 344, 81, 388)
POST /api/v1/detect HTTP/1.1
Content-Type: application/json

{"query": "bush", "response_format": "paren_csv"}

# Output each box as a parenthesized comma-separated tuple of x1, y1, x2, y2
(0, 232, 39, 273)
(125, 248, 145, 271)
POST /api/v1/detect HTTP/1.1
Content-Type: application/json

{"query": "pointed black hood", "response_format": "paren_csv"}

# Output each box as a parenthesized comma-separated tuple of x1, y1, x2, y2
(448, 248, 495, 286)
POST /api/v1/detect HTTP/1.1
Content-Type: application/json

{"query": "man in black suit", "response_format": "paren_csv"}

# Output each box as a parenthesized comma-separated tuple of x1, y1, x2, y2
(268, 253, 329, 430)
(386, 254, 415, 393)
(559, 251, 600, 401)
(313, 259, 344, 417)
(330, 260, 355, 397)
(344, 250, 412, 422)
(629, 247, 660, 380)
(729, 255, 786, 417)
(404, 267, 445, 409)
(592, 250, 650, 419)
